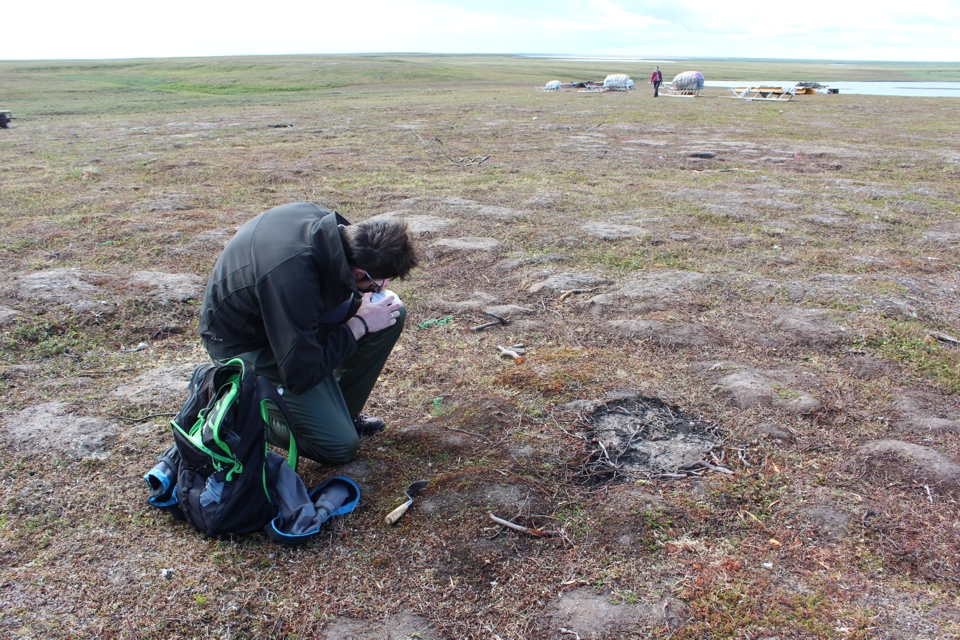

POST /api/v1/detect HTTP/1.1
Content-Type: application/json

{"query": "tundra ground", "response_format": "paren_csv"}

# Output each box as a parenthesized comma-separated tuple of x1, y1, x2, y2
(1, 56, 958, 639)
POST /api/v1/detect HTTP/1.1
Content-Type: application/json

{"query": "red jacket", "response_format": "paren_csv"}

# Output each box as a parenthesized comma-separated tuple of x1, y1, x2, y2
(651, 70, 662, 83)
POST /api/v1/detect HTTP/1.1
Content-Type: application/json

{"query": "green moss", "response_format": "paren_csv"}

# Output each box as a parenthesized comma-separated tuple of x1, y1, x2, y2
(154, 82, 341, 95)
(860, 319, 960, 393)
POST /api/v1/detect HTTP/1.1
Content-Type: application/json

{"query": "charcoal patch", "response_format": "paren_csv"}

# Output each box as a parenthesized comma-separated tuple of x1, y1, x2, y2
(582, 395, 723, 482)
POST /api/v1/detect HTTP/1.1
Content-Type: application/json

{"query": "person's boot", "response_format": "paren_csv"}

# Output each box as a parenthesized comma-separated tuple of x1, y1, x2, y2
(352, 414, 386, 436)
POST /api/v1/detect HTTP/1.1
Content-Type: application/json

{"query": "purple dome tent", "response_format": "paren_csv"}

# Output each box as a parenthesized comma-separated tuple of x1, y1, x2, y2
(672, 71, 705, 91)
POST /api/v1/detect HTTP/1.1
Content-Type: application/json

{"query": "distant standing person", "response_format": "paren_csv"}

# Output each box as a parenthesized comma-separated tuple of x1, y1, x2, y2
(650, 66, 663, 97)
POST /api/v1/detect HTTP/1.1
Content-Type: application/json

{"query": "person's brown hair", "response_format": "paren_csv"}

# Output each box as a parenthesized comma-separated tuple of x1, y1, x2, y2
(341, 219, 419, 280)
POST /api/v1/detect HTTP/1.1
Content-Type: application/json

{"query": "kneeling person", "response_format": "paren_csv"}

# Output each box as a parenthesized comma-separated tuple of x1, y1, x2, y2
(199, 202, 418, 464)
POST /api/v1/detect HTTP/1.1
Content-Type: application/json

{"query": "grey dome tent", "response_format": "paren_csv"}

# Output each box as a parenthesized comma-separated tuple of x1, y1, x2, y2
(664, 71, 705, 97)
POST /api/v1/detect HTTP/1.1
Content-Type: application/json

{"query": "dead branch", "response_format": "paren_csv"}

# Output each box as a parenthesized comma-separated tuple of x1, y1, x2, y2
(113, 412, 177, 423)
(479, 309, 508, 323)
(594, 438, 611, 462)
(489, 512, 552, 537)
(930, 332, 959, 346)
(468, 320, 502, 332)
(553, 424, 588, 442)
(77, 368, 141, 376)
(681, 459, 734, 475)
(558, 288, 595, 303)
(539, 296, 565, 320)
(497, 345, 524, 363)
(443, 155, 491, 167)
(441, 425, 493, 442)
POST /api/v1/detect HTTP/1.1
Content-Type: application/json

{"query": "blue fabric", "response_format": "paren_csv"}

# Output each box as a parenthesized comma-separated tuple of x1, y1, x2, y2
(310, 475, 361, 518)
(145, 457, 179, 508)
(199, 475, 224, 507)
(264, 452, 360, 544)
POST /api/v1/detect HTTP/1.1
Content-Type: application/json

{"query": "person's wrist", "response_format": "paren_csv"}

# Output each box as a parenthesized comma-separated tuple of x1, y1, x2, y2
(352, 315, 369, 339)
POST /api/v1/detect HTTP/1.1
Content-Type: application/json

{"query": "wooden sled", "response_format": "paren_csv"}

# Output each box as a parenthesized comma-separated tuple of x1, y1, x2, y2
(576, 81, 612, 93)
(729, 86, 795, 101)
(662, 84, 701, 97)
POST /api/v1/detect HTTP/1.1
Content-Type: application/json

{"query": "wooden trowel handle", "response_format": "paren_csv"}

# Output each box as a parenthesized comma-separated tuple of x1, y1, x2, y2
(384, 500, 411, 525)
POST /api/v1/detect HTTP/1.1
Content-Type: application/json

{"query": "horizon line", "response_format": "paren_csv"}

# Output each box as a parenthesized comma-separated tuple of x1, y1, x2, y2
(1, 52, 958, 65)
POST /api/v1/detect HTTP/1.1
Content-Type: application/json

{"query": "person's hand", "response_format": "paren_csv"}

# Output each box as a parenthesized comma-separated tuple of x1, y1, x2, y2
(348, 292, 403, 339)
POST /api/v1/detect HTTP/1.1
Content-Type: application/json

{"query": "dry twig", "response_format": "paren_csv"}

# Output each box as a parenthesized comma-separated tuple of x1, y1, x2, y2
(113, 412, 177, 423)
(930, 332, 959, 346)
(558, 288, 595, 303)
(444, 155, 491, 167)
(489, 512, 553, 537)
(468, 320, 502, 332)
(440, 425, 493, 442)
(496, 345, 524, 363)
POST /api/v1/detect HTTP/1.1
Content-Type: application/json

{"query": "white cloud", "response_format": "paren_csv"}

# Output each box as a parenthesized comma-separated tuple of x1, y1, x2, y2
(1, 0, 958, 60)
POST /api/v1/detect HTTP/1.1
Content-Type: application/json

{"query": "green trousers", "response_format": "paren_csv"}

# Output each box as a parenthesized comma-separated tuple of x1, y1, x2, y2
(208, 306, 405, 465)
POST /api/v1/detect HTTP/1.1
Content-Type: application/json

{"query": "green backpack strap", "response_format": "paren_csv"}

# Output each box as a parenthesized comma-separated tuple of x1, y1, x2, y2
(255, 375, 300, 471)
(170, 372, 244, 480)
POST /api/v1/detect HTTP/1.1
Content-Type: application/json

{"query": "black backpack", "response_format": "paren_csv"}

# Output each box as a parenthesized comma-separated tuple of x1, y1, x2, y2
(145, 358, 360, 545)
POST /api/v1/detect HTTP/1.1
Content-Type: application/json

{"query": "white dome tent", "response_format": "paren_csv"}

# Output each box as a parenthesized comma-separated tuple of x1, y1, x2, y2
(537, 79, 564, 92)
(539, 74, 635, 94)
(602, 73, 633, 91)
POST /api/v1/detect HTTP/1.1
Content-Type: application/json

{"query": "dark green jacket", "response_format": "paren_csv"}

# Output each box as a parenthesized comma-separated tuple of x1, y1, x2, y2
(199, 202, 359, 394)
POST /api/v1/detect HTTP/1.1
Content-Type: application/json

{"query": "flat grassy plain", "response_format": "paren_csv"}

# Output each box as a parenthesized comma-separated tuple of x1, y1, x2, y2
(1, 55, 959, 639)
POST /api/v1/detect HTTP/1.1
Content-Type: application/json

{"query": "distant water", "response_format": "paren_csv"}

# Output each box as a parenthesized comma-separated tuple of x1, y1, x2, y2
(704, 81, 960, 97)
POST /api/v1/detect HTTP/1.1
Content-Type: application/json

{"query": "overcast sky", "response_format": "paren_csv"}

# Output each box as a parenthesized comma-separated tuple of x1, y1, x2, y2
(4, 0, 959, 62)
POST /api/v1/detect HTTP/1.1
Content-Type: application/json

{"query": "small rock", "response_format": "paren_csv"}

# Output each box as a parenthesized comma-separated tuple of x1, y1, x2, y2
(430, 237, 500, 253)
(749, 422, 795, 441)
(0, 305, 20, 326)
(581, 222, 647, 241)
(858, 440, 960, 491)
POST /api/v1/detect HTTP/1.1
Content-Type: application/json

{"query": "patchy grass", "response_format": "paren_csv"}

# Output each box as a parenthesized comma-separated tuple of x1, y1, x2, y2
(861, 318, 960, 393)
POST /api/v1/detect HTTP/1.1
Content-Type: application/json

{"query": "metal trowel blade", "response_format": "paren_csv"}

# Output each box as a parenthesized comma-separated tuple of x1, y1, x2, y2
(384, 479, 430, 525)
(405, 479, 429, 498)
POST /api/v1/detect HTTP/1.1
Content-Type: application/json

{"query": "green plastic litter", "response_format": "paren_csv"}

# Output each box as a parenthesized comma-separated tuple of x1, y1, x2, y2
(417, 315, 454, 330)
